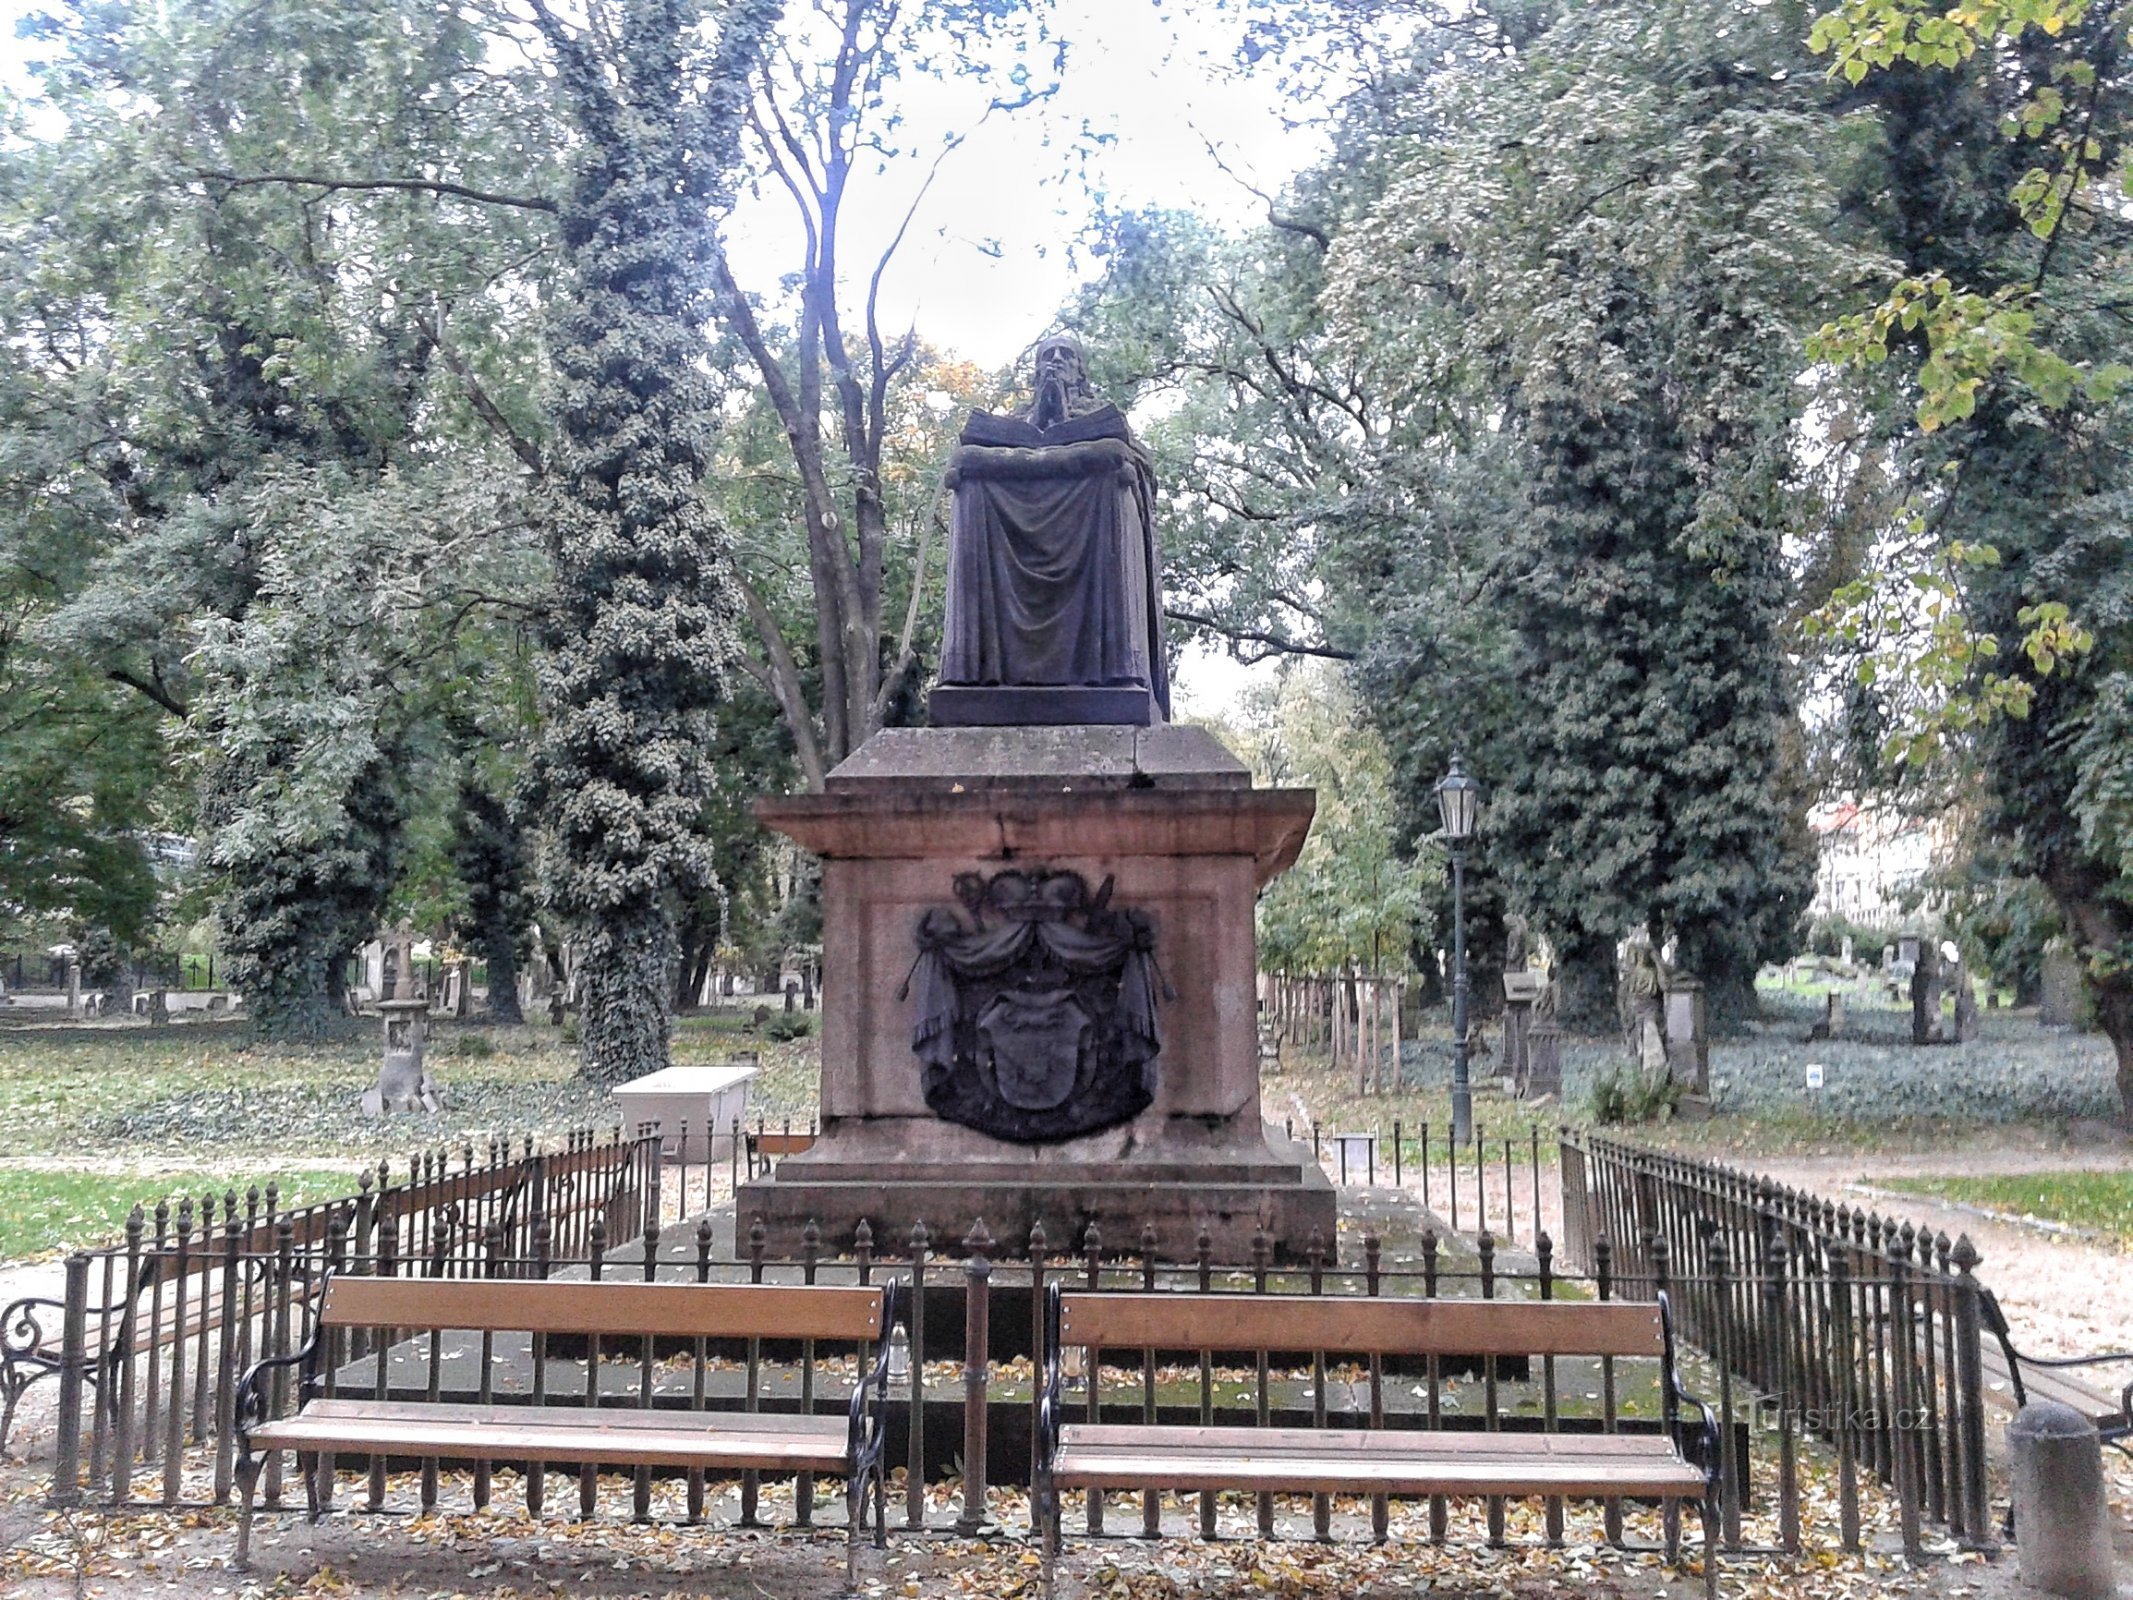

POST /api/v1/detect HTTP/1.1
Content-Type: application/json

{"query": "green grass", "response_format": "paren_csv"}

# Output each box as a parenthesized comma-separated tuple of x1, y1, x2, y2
(1880, 1170, 2133, 1243)
(0, 1166, 361, 1262)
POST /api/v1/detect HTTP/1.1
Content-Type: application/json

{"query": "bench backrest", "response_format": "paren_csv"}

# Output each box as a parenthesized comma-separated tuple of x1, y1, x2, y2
(1056, 1291, 1666, 1359)
(319, 1276, 884, 1341)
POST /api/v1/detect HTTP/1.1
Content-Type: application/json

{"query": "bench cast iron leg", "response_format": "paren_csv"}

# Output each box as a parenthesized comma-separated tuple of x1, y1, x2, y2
(1702, 1491, 1720, 1600)
(0, 1376, 24, 1458)
(234, 1454, 260, 1568)
(873, 1457, 887, 1549)
(845, 1472, 861, 1595)
(1039, 1478, 1059, 1600)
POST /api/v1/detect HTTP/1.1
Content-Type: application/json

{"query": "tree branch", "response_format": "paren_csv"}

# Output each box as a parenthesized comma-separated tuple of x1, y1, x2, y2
(108, 664, 188, 719)
(415, 310, 545, 474)
(188, 168, 556, 213)
(1192, 123, 1330, 250)
(733, 568, 829, 791)
(1164, 608, 1355, 663)
(871, 482, 944, 728)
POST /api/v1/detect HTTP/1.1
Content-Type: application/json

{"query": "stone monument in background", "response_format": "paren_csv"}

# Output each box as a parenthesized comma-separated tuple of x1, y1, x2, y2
(741, 335, 1333, 1261)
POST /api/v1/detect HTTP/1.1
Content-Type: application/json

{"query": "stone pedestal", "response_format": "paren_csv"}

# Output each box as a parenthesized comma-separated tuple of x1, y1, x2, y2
(1501, 971, 1541, 1095)
(740, 724, 1334, 1262)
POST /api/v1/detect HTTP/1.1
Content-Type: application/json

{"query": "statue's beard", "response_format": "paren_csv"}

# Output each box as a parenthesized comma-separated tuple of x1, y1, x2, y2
(1032, 372, 1070, 429)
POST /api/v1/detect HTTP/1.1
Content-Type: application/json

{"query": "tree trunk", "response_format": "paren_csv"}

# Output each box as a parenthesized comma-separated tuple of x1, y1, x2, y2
(482, 934, 523, 1025)
(576, 901, 675, 1087)
(1552, 936, 1618, 1035)
(674, 925, 716, 1013)
(1700, 968, 1760, 1036)
(2104, 987, 2133, 1131)
(2040, 861, 2133, 1126)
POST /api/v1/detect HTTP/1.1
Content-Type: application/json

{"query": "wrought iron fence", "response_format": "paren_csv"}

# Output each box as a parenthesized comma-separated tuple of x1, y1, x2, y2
(19, 1123, 2018, 1567)
(14, 1125, 658, 1507)
(1561, 1130, 1996, 1556)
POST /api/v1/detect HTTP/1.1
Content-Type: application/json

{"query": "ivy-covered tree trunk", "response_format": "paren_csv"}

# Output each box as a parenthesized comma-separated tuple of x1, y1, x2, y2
(1852, 52, 2133, 1124)
(526, 0, 782, 1085)
(1492, 273, 1811, 1034)
(454, 783, 529, 1025)
(207, 750, 404, 1040)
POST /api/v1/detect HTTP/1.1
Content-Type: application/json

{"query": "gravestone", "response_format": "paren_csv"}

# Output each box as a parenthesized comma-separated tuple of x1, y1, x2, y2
(740, 335, 1331, 1261)
(2040, 944, 2090, 1028)
(64, 959, 81, 1021)
(1664, 974, 1709, 1094)
(363, 998, 439, 1116)
(1502, 969, 1542, 1095)
(1949, 952, 1980, 1042)
(441, 958, 470, 1019)
(1525, 1022, 1563, 1098)
(1910, 940, 1943, 1044)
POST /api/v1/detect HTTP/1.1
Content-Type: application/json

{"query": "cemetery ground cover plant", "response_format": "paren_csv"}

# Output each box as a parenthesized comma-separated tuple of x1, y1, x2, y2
(1264, 981, 2119, 1159)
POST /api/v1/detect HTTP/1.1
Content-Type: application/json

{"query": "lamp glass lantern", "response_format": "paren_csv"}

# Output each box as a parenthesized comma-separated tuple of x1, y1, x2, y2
(1435, 757, 1479, 842)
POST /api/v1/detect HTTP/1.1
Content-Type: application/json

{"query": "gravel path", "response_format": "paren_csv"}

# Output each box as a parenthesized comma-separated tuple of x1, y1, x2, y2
(1741, 1148, 2133, 1360)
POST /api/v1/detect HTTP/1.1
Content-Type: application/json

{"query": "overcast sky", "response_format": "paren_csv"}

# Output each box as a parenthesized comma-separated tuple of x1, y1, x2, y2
(1, 0, 1318, 708)
(716, 1, 1322, 369)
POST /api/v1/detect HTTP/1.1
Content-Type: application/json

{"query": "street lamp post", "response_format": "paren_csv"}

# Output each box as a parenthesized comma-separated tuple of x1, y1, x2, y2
(1435, 756, 1481, 1145)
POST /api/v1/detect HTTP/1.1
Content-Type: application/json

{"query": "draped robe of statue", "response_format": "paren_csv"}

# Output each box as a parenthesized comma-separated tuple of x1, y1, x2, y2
(934, 402, 1171, 724)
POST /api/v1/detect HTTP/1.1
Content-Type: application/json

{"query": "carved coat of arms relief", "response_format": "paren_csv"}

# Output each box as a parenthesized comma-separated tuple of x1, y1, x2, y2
(900, 868, 1168, 1142)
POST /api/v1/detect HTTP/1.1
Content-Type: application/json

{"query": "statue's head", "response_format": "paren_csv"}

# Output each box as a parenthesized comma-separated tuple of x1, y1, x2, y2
(1026, 332, 1095, 427)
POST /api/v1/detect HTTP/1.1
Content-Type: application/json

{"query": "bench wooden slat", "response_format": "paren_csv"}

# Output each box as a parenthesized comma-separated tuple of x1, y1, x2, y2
(302, 1398, 847, 1434)
(1066, 1424, 1680, 1459)
(248, 1400, 851, 1472)
(1057, 1292, 1667, 1358)
(318, 1278, 883, 1341)
(1052, 1425, 1704, 1498)
(36, 1273, 322, 1361)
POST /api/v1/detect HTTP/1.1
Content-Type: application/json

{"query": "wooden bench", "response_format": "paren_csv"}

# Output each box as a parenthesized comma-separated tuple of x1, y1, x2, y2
(744, 1128, 817, 1178)
(1981, 1290, 2133, 1442)
(1, 1252, 323, 1454)
(234, 1275, 899, 1591)
(1034, 1287, 1720, 1600)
